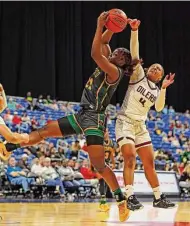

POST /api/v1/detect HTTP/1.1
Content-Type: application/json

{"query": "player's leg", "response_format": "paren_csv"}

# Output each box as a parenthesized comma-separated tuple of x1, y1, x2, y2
(116, 118, 143, 211)
(1, 115, 81, 161)
(136, 127, 175, 208)
(99, 178, 110, 212)
(86, 134, 130, 222)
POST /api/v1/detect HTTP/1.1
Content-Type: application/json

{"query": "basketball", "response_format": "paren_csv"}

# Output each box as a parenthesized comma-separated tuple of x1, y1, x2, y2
(105, 9, 127, 33)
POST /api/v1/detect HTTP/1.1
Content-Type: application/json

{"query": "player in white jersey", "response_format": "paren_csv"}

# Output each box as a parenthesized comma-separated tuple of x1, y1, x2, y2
(0, 84, 29, 161)
(116, 19, 176, 210)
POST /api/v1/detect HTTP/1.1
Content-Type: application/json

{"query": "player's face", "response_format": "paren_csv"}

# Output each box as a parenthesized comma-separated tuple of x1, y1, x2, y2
(147, 64, 163, 83)
(109, 49, 126, 67)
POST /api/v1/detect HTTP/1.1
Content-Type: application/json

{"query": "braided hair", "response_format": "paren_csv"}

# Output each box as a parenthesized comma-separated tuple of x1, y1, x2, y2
(115, 48, 140, 76)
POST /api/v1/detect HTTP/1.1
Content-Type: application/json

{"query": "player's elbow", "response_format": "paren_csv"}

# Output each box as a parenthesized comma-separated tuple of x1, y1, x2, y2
(155, 105, 164, 113)
(91, 50, 98, 59)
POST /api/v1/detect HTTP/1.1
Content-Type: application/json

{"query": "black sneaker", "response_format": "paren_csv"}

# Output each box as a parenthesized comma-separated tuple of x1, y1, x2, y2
(127, 195, 144, 211)
(153, 194, 176, 208)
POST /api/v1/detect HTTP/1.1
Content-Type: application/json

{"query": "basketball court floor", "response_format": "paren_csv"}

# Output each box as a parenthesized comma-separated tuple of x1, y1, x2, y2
(0, 201, 190, 226)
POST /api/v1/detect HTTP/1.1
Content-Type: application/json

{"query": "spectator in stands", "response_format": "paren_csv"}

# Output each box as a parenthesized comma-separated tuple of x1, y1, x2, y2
(3, 109, 13, 127)
(148, 112, 156, 121)
(179, 164, 190, 191)
(31, 116, 39, 131)
(80, 160, 99, 187)
(162, 105, 168, 114)
(57, 159, 81, 188)
(50, 100, 59, 111)
(43, 95, 53, 105)
(38, 115, 46, 127)
(17, 153, 31, 173)
(171, 136, 181, 147)
(41, 157, 65, 197)
(21, 112, 31, 126)
(7, 97, 17, 110)
(26, 92, 33, 110)
(71, 140, 81, 158)
(26, 92, 33, 104)
(180, 148, 190, 164)
(66, 102, 75, 114)
(31, 156, 45, 177)
(55, 147, 66, 160)
(6, 157, 35, 194)
(12, 112, 22, 128)
(185, 110, 190, 118)
(165, 163, 171, 171)
(168, 106, 175, 115)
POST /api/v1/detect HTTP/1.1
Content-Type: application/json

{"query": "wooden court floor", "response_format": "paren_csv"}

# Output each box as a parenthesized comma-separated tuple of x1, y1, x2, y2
(0, 202, 190, 226)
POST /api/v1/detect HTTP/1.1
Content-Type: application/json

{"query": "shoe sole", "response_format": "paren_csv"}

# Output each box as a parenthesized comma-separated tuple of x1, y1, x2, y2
(132, 205, 144, 211)
(153, 205, 176, 209)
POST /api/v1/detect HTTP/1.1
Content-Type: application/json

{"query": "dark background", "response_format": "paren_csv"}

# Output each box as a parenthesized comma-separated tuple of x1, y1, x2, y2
(0, 1, 189, 112)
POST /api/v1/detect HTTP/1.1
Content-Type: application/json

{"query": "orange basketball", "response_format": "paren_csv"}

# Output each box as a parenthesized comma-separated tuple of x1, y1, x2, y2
(105, 9, 127, 33)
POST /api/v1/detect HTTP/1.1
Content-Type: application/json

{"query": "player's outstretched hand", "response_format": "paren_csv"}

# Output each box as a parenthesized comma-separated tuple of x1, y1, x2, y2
(128, 18, 141, 31)
(97, 11, 109, 28)
(162, 73, 175, 89)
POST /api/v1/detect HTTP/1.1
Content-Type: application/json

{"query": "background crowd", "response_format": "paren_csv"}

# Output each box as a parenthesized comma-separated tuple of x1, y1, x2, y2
(0, 92, 189, 200)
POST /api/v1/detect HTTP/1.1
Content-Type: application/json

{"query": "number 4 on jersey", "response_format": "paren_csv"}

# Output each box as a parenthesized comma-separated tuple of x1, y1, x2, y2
(139, 97, 146, 107)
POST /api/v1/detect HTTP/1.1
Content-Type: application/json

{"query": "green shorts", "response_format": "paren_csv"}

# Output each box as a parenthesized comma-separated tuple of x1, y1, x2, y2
(58, 110, 106, 139)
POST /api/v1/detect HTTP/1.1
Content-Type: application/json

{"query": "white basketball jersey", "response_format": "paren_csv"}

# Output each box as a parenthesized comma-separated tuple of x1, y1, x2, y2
(118, 74, 159, 121)
(0, 116, 5, 125)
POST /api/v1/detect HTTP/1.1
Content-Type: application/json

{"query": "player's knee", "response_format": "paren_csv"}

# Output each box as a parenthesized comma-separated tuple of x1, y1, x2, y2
(143, 161, 155, 172)
(124, 155, 136, 169)
(36, 125, 49, 139)
(93, 163, 107, 174)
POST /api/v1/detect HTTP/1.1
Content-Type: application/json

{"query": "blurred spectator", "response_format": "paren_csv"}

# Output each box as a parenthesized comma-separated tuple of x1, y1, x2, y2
(26, 92, 33, 104)
(31, 116, 39, 131)
(71, 140, 81, 158)
(21, 112, 31, 125)
(3, 109, 13, 126)
(179, 164, 190, 191)
(17, 153, 31, 173)
(6, 157, 35, 194)
(80, 160, 99, 187)
(41, 157, 65, 196)
(38, 115, 46, 127)
(162, 105, 168, 114)
(7, 97, 17, 110)
(169, 106, 175, 115)
(57, 159, 80, 188)
(185, 110, 190, 118)
(12, 112, 22, 127)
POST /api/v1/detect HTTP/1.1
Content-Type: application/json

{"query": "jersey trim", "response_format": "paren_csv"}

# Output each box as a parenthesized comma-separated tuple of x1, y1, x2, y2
(146, 77, 158, 90)
(105, 67, 122, 86)
(129, 75, 146, 85)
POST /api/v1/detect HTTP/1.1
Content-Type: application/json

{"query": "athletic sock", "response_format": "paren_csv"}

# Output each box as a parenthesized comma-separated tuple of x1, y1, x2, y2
(100, 195, 106, 204)
(125, 185, 134, 199)
(153, 186, 162, 200)
(113, 188, 125, 202)
(5, 143, 20, 152)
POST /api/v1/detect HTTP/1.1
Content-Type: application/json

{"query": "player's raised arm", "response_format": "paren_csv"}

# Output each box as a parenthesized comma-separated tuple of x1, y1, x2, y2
(129, 19, 140, 60)
(155, 73, 175, 112)
(101, 29, 113, 58)
(91, 12, 119, 82)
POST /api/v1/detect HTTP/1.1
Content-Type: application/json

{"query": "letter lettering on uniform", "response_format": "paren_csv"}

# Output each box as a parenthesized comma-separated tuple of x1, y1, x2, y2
(145, 91, 151, 99)
(139, 98, 146, 107)
(137, 86, 143, 92)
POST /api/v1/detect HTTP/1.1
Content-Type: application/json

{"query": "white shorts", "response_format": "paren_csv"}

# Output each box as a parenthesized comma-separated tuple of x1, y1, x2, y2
(115, 116, 152, 150)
